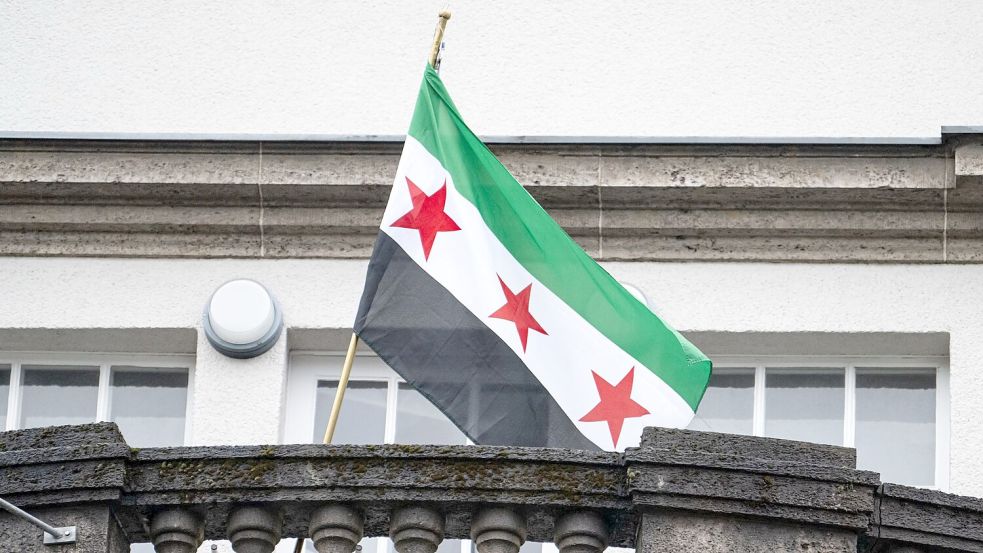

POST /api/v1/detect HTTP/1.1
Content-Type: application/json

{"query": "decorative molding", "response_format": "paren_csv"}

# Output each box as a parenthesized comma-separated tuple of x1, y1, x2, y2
(2, 137, 982, 262)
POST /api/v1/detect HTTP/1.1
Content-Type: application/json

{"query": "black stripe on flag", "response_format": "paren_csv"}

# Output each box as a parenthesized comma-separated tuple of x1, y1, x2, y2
(354, 232, 598, 450)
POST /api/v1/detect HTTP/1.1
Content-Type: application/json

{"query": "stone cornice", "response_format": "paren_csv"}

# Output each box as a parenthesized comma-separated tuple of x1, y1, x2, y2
(2, 136, 983, 262)
(7, 422, 983, 552)
(867, 483, 983, 552)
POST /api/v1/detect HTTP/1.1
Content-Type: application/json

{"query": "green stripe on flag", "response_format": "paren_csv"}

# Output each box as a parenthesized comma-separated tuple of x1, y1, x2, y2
(407, 65, 712, 411)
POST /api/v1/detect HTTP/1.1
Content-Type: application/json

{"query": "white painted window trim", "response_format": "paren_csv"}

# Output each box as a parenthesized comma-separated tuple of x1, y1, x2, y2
(0, 352, 196, 446)
(712, 354, 950, 491)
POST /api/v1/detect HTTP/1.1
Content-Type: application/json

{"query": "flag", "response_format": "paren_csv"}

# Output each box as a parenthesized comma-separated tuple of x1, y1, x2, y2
(354, 65, 712, 451)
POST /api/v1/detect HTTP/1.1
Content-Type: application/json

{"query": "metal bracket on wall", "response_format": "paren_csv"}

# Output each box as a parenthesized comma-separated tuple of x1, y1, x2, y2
(42, 526, 78, 545)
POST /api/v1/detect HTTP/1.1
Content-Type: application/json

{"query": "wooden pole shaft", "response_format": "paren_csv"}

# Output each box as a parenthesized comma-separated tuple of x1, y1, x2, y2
(322, 332, 360, 444)
(428, 10, 452, 68)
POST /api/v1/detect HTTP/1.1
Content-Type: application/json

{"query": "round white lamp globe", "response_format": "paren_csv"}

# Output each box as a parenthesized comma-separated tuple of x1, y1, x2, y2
(619, 281, 667, 320)
(203, 279, 283, 358)
(620, 281, 652, 308)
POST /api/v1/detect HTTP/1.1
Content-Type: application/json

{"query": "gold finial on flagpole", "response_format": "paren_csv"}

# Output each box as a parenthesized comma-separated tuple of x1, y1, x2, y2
(428, 10, 452, 69)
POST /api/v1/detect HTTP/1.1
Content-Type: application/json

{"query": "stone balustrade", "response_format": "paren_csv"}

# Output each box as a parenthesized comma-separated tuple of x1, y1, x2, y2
(1, 422, 981, 552)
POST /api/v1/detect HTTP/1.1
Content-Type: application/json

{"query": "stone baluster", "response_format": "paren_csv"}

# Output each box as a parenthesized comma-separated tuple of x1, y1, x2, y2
(553, 511, 608, 553)
(227, 506, 282, 553)
(471, 507, 527, 553)
(309, 504, 364, 553)
(390, 505, 445, 553)
(150, 509, 205, 553)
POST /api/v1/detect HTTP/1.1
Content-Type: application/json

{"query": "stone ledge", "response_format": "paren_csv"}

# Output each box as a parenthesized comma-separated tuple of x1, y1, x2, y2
(0, 423, 129, 507)
(122, 443, 629, 544)
(3, 138, 983, 262)
(626, 428, 879, 532)
(4, 423, 983, 551)
(867, 483, 983, 552)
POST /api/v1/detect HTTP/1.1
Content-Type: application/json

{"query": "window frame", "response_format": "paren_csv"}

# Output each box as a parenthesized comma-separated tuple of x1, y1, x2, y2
(711, 354, 950, 491)
(287, 352, 471, 447)
(0, 351, 196, 446)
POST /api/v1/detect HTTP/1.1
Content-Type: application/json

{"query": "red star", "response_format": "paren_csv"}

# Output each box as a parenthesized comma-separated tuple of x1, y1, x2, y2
(390, 177, 461, 259)
(488, 275, 548, 352)
(579, 368, 650, 448)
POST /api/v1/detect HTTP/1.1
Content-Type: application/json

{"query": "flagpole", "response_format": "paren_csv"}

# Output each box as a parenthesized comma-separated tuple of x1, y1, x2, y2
(321, 9, 453, 448)
(300, 11, 453, 551)
(428, 10, 452, 69)
(322, 332, 359, 444)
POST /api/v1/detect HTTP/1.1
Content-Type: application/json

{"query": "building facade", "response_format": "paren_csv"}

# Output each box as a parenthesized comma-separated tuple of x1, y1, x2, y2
(2, 132, 983, 550)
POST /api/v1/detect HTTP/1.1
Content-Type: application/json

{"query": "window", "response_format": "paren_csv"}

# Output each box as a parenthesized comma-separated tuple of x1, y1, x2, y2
(1, 354, 193, 447)
(0, 365, 9, 430)
(110, 366, 191, 448)
(286, 355, 468, 447)
(687, 357, 948, 489)
(313, 380, 389, 444)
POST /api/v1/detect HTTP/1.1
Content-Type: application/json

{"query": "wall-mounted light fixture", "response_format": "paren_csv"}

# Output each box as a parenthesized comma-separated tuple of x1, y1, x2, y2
(203, 279, 283, 359)
(619, 281, 668, 320)
(620, 281, 653, 308)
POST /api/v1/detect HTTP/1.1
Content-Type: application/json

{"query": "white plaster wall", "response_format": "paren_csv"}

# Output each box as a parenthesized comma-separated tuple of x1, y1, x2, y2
(1, 1, 982, 139)
(1, 257, 982, 495)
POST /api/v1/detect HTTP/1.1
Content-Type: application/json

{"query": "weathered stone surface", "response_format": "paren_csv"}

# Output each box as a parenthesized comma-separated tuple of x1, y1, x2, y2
(637, 510, 858, 553)
(627, 427, 878, 534)
(552, 511, 607, 553)
(114, 442, 628, 545)
(6, 423, 983, 552)
(867, 483, 983, 552)
(0, 423, 129, 507)
(389, 505, 444, 553)
(598, 148, 946, 190)
(471, 507, 527, 553)
(2, 137, 981, 262)
(600, 235, 946, 262)
(955, 143, 983, 176)
(227, 506, 282, 553)
(0, 424, 130, 552)
(637, 426, 857, 466)
(150, 509, 204, 553)
(0, 505, 129, 553)
(310, 504, 363, 553)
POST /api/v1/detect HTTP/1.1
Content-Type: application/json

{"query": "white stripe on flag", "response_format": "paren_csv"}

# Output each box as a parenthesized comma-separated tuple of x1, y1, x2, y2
(378, 137, 694, 450)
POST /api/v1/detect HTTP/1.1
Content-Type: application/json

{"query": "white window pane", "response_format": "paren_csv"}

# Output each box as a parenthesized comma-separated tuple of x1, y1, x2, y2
(395, 383, 468, 445)
(314, 380, 387, 444)
(0, 366, 9, 430)
(856, 369, 935, 486)
(765, 369, 844, 446)
(21, 366, 99, 429)
(687, 369, 754, 435)
(110, 367, 189, 448)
